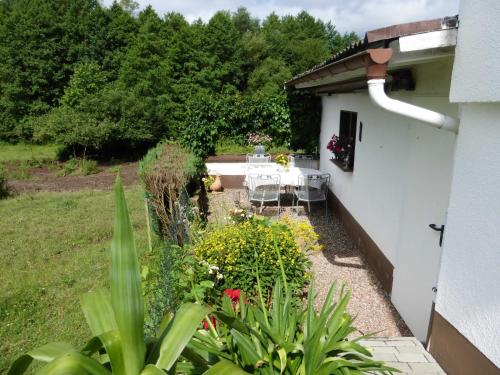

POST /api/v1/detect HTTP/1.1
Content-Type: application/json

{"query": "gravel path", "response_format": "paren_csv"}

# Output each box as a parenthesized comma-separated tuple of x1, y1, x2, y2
(208, 188, 411, 337)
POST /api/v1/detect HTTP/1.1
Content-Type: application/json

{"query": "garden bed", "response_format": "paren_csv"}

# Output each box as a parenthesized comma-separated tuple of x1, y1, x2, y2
(206, 188, 411, 337)
(6, 162, 138, 194)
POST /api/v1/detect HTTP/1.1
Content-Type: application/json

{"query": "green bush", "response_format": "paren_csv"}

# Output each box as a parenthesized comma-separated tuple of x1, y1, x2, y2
(80, 158, 99, 176)
(192, 279, 397, 374)
(139, 142, 207, 314)
(193, 217, 311, 299)
(182, 93, 291, 158)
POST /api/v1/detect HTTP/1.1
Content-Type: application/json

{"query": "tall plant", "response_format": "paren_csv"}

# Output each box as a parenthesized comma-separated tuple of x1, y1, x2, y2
(8, 176, 244, 374)
(189, 252, 399, 374)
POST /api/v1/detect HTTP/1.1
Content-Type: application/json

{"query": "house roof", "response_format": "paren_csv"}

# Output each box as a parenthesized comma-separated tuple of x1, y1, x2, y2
(286, 15, 459, 88)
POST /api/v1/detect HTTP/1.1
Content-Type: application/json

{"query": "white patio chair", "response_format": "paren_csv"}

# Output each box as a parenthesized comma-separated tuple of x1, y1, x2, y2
(246, 153, 271, 163)
(289, 154, 317, 169)
(293, 173, 330, 216)
(247, 173, 281, 215)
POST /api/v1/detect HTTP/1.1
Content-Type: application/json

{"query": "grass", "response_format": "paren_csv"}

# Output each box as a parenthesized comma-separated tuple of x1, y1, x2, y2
(0, 143, 60, 163)
(0, 184, 150, 372)
(215, 141, 300, 155)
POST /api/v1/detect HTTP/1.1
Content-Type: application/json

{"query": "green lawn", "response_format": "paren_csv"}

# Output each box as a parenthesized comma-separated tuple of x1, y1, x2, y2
(0, 185, 150, 372)
(0, 143, 60, 163)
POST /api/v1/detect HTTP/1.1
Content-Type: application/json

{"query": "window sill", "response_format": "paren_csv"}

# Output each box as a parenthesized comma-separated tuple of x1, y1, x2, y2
(330, 158, 353, 172)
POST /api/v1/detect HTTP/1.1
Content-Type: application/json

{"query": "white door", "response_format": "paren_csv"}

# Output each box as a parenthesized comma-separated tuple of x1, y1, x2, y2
(391, 123, 456, 341)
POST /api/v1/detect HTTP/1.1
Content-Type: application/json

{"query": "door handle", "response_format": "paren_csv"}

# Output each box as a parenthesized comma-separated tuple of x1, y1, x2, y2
(429, 224, 445, 246)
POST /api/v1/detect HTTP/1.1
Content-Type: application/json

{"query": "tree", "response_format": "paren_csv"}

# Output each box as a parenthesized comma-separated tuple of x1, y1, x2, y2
(325, 21, 359, 54)
(248, 57, 291, 96)
(118, 0, 139, 14)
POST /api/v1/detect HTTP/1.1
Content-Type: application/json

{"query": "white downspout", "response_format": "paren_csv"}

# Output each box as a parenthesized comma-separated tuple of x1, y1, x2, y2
(367, 79, 459, 133)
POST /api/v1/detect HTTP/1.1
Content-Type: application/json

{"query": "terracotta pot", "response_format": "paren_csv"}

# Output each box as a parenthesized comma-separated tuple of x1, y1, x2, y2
(210, 175, 223, 192)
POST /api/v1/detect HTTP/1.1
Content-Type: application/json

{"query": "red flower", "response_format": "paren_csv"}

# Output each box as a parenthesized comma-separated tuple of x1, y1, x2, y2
(223, 288, 241, 302)
(202, 315, 217, 331)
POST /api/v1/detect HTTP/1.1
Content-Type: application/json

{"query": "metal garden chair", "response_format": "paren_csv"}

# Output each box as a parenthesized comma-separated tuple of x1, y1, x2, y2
(289, 154, 317, 169)
(293, 173, 330, 216)
(246, 153, 271, 163)
(247, 173, 281, 215)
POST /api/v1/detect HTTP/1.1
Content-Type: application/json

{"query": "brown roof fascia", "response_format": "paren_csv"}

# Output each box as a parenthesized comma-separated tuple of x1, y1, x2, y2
(288, 48, 392, 87)
(366, 18, 443, 43)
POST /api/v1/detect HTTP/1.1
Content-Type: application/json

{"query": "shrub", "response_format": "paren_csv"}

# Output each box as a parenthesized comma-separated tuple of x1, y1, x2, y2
(139, 142, 206, 244)
(278, 216, 323, 253)
(193, 279, 398, 374)
(182, 93, 291, 158)
(80, 158, 99, 176)
(0, 168, 9, 199)
(193, 217, 310, 299)
(139, 142, 207, 315)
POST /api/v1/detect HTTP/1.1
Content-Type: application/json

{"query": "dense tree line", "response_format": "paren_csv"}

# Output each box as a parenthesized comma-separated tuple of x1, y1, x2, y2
(0, 0, 357, 157)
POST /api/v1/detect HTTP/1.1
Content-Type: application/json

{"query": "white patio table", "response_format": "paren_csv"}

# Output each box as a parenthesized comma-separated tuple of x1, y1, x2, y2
(244, 163, 321, 187)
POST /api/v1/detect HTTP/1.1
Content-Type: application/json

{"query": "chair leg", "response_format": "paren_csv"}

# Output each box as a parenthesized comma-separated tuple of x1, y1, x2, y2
(259, 200, 264, 214)
(307, 201, 311, 212)
(278, 199, 280, 217)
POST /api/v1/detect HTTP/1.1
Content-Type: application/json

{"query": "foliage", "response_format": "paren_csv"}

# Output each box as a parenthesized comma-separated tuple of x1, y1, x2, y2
(327, 133, 354, 162)
(0, 186, 151, 372)
(59, 158, 100, 176)
(8, 177, 221, 375)
(287, 90, 323, 154)
(0, 167, 8, 198)
(202, 175, 216, 191)
(215, 141, 298, 156)
(247, 132, 273, 147)
(81, 159, 100, 175)
(32, 107, 114, 157)
(192, 278, 398, 374)
(275, 154, 288, 166)
(193, 217, 311, 299)
(139, 142, 205, 243)
(0, 1, 358, 155)
(278, 216, 323, 253)
(182, 93, 291, 158)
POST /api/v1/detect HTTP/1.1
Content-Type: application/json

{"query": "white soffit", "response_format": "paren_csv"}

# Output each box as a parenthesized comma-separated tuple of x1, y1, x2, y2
(399, 29, 457, 52)
(294, 67, 366, 89)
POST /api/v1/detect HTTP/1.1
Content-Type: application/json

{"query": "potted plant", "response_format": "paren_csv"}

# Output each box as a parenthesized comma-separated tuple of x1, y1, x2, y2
(247, 133, 273, 154)
(327, 133, 354, 168)
(275, 153, 289, 171)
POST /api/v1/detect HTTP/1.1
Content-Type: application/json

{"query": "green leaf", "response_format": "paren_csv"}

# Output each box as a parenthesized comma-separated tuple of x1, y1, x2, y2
(8, 342, 75, 375)
(36, 352, 111, 375)
(110, 175, 146, 374)
(98, 330, 126, 373)
(203, 359, 251, 375)
(156, 303, 209, 371)
(277, 348, 287, 374)
(80, 288, 117, 336)
(140, 364, 166, 375)
(231, 329, 261, 367)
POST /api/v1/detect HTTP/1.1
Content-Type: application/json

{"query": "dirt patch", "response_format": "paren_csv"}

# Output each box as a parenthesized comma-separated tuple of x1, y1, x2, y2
(7, 162, 139, 194)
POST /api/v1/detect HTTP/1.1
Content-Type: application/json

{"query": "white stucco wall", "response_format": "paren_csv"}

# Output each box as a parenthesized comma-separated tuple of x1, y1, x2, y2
(435, 103, 500, 367)
(319, 59, 457, 266)
(449, 0, 500, 102)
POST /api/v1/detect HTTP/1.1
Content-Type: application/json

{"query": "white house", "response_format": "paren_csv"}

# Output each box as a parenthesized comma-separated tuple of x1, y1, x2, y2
(287, 2, 500, 374)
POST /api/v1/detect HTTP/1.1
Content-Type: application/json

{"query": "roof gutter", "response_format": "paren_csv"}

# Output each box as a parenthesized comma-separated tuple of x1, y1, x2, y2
(367, 79, 459, 132)
(288, 44, 460, 133)
(287, 48, 393, 87)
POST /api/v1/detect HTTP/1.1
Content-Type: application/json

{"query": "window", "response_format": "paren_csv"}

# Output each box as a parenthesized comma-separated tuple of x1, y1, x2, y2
(339, 110, 357, 170)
